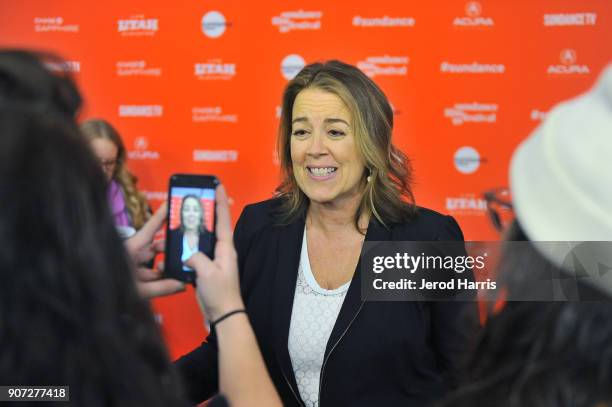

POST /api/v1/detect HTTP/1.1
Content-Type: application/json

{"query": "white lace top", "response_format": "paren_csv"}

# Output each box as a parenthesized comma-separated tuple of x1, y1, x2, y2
(288, 228, 350, 407)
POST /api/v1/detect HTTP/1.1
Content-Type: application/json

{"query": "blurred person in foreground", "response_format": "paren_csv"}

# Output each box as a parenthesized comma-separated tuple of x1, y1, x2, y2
(440, 64, 612, 407)
(177, 60, 479, 406)
(81, 118, 151, 237)
(0, 49, 281, 407)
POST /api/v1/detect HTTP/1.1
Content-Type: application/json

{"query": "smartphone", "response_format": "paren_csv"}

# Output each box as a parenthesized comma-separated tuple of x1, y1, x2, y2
(164, 174, 219, 284)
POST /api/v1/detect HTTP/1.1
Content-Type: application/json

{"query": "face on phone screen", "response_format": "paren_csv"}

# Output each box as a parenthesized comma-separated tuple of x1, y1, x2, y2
(168, 186, 216, 272)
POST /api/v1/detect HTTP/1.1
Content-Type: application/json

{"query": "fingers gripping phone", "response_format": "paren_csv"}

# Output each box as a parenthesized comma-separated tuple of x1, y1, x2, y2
(164, 174, 219, 284)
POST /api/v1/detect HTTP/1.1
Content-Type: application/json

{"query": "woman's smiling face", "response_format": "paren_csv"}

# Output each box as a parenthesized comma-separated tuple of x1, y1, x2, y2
(290, 88, 366, 207)
(181, 196, 202, 232)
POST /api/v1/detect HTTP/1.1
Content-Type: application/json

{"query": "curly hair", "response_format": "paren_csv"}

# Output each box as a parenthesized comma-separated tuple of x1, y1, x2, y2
(80, 118, 150, 229)
(276, 60, 416, 231)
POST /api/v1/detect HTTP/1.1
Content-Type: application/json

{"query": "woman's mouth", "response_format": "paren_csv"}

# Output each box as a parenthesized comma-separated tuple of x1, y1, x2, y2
(307, 166, 337, 180)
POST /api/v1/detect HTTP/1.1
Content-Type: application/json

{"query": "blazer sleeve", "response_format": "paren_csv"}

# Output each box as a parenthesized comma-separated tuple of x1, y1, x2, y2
(430, 216, 479, 389)
(233, 204, 256, 277)
(174, 204, 258, 403)
(174, 332, 219, 403)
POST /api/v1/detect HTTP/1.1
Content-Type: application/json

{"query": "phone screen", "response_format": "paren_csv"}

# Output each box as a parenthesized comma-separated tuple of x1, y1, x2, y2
(165, 178, 217, 282)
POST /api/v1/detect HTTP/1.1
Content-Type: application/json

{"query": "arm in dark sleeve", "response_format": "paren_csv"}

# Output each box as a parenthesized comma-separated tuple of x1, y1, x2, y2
(175, 331, 219, 404)
(430, 216, 479, 388)
(174, 205, 256, 403)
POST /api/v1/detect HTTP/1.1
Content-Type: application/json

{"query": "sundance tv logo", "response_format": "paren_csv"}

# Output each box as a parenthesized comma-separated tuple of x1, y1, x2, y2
(352, 15, 415, 27)
(357, 56, 409, 78)
(453, 1, 494, 27)
(117, 16, 158, 36)
(194, 60, 236, 80)
(446, 193, 487, 216)
(547, 49, 590, 75)
(143, 191, 167, 202)
(192, 106, 238, 123)
(544, 12, 596, 26)
(118, 105, 163, 117)
(45, 61, 80, 73)
(444, 103, 497, 125)
(193, 150, 238, 162)
(128, 137, 160, 160)
(116, 60, 161, 77)
(34, 16, 79, 33)
(272, 10, 322, 33)
(202, 11, 230, 38)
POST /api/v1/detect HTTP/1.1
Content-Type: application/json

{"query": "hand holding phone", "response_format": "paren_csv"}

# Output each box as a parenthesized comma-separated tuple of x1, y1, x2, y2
(185, 185, 243, 321)
(164, 174, 219, 284)
(125, 203, 186, 298)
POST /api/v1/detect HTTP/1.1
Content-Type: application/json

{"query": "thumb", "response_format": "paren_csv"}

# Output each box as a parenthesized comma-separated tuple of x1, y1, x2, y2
(185, 252, 214, 278)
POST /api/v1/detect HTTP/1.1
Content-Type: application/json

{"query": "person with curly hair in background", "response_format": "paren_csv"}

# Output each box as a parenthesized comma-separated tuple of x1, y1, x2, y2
(81, 118, 150, 236)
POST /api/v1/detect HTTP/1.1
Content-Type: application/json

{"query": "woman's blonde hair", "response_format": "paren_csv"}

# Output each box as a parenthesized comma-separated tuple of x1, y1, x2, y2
(276, 60, 416, 231)
(80, 119, 150, 229)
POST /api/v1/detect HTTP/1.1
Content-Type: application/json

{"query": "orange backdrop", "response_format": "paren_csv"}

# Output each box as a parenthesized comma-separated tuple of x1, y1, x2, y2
(1, 0, 610, 359)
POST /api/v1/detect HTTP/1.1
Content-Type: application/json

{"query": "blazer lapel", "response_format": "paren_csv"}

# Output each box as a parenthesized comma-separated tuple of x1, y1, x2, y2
(272, 217, 305, 402)
(324, 217, 391, 358)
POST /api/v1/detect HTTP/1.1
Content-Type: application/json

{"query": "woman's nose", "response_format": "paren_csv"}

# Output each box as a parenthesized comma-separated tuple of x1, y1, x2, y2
(306, 130, 327, 157)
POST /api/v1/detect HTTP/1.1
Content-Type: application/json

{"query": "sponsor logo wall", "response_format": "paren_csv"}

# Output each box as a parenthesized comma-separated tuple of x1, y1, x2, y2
(2, 0, 609, 358)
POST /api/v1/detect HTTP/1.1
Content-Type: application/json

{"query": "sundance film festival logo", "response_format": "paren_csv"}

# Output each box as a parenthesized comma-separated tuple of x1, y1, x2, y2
(357, 56, 409, 78)
(547, 49, 590, 75)
(272, 10, 322, 33)
(116, 60, 161, 76)
(194, 60, 236, 80)
(192, 106, 238, 123)
(128, 137, 160, 160)
(454, 146, 485, 174)
(446, 193, 487, 216)
(193, 150, 238, 162)
(441, 61, 505, 74)
(453, 1, 494, 27)
(444, 103, 497, 125)
(352, 15, 415, 27)
(201, 11, 231, 38)
(34, 16, 79, 33)
(117, 16, 158, 36)
(544, 12, 596, 26)
(281, 54, 306, 80)
(45, 61, 81, 73)
(118, 105, 163, 117)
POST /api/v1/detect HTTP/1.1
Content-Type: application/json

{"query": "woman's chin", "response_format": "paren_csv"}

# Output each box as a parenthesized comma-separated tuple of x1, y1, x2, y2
(305, 193, 341, 206)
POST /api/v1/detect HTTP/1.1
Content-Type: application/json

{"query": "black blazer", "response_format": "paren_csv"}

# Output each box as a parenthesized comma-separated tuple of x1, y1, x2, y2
(176, 198, 478, 406)
(167, 228, 214, 273)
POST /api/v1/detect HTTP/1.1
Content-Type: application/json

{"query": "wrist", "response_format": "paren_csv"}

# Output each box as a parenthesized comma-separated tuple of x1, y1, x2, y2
(210, 308, 247, 329)
(211, 299, 245, 321)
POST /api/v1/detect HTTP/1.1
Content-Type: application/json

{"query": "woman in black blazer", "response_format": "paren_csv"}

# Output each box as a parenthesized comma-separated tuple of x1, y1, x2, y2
(176, 60, 478, 406)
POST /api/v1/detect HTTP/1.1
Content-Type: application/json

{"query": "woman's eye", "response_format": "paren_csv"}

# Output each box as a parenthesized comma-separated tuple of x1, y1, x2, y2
(292, 129, 308, 136)
(329, 129, 345, 137)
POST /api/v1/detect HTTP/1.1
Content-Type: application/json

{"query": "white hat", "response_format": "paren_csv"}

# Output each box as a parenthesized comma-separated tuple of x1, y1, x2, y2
(510, 64, 612, 297)
(510, 64, 612, 241)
